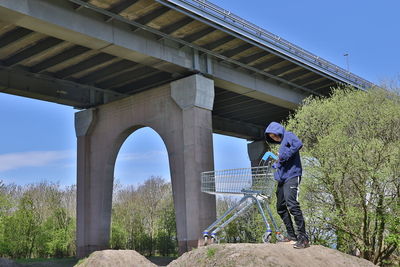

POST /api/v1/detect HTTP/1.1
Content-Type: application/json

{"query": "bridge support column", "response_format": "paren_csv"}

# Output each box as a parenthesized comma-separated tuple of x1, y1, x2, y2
(75, 74, 216, 258)
(75, 107, 109, 258)
(169, 75, 216, 254)
(247, 140, 268, 167)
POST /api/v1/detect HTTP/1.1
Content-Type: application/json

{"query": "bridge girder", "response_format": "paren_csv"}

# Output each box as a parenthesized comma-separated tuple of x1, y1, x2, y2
(0, 0, 308, 111)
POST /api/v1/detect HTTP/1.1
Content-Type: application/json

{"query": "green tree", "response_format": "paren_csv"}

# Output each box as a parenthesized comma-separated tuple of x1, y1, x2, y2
(286, 86, 400, 265)
(0, 182, 76, 259)
(111, 177, 178, 256)
(2, 193, 41, 258)
(155, 184, 177, 256)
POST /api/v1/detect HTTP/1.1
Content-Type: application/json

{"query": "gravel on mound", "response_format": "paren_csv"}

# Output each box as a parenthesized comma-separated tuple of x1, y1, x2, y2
(168, 243, 377, 267)
(74, 250, 157, 267)
(0, 258, 21, 267)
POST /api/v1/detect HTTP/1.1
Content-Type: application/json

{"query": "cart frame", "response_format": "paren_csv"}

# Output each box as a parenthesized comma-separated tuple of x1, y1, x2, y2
(201, 163, 283, 243)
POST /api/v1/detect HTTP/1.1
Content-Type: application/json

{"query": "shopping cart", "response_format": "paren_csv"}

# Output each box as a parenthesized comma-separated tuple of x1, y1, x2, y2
(201, 156, 284, 244)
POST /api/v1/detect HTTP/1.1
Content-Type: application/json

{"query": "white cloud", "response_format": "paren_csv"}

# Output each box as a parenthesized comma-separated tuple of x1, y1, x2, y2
(117, 150, 168, 162)
(0, 150, 168, 172)
(0, 150, 74, 172)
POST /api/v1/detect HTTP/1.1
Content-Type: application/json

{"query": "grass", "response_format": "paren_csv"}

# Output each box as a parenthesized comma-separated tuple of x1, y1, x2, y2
(13, 254, 177, 266)
(15, 257, 77, 263)
(14, 257, 79, 267)
(75, 257, 87, 266)
(206, 247, 217, 258)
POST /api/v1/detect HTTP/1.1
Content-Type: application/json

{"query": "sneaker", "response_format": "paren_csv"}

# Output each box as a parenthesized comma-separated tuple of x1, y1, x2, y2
(278, 236, 297, 244)
(293, 237, 310, 249)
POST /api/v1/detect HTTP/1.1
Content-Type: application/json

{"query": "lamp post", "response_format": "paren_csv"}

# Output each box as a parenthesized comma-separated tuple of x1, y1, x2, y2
(343, 53, 349, 72)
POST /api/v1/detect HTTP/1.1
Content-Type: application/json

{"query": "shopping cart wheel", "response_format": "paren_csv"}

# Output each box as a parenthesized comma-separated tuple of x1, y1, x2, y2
(262, 232, 272, 243)
(211, 236, 219, 244)
(276, 233, 285, 242)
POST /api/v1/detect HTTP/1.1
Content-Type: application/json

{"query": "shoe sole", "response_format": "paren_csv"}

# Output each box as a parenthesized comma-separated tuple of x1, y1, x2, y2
(293, 245, 310, 249)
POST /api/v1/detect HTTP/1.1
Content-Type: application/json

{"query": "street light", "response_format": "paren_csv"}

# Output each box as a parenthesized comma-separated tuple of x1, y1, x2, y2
(343, 53, 349, 72)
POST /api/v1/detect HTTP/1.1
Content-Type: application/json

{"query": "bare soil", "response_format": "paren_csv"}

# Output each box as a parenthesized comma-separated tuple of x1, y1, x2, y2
(168, 243, 377, 267)
(2, 244, 377, 267)
(74, 250, 156, 267)
(69, 243, 376, 267)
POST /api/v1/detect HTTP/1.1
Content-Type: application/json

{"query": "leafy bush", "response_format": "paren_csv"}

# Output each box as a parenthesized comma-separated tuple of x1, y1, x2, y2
(286, 86, 400, 265)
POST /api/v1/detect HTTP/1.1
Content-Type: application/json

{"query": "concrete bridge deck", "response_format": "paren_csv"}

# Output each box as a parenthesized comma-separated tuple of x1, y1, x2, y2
(0, 0, 372, 141)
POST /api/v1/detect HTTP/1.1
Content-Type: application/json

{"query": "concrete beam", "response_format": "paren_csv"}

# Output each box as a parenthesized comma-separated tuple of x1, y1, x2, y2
(0, 0, 191, 73)
(0, 65, 123, 107)
(0, 0, 307, 109)
(212, 64, 305, 110)
(171, 74, 214, 110)
(75, 108, 96, 137)
(212, 116, 265, 140)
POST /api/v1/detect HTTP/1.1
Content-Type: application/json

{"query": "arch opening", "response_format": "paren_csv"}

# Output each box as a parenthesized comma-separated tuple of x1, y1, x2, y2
(110, 127, 177, 257)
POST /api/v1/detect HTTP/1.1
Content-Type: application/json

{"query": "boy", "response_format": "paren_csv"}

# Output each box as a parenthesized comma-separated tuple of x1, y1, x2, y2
(265, 121, 309, 249)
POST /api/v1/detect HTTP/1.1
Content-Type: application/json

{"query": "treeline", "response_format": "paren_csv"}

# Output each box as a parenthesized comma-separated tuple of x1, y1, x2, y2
(0, 176, 178, 259)
(286, 87, 400, 266)
(110, 177, 177, 256)
(0, 182, 76, 259)
(0, 176, 273, 260)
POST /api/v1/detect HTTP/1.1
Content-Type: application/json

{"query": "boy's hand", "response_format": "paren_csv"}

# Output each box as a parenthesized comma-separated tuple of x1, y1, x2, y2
(272, 162, 280, 169)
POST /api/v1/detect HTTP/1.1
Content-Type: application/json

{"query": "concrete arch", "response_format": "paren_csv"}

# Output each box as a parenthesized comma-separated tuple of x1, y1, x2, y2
(112, 126, 170, 183)
(75, 75, 216, 258)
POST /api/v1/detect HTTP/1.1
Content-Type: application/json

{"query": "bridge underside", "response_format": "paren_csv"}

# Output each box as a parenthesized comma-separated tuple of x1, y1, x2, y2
(0, 0, 353, 140)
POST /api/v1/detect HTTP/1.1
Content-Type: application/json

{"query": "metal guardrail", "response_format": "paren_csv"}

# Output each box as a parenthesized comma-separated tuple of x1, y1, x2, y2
(164, 0, 375, 90)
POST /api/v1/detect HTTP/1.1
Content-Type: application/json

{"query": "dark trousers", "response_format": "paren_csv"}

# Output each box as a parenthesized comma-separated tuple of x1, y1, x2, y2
(276, 176, 307, 240)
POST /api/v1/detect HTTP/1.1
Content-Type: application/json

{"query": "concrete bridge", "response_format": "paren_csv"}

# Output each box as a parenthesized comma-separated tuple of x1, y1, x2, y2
(0, 0, 373, 257)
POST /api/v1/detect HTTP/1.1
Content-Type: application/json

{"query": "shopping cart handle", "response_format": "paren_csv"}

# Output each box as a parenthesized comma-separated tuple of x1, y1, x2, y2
(262, 151, 278, 161)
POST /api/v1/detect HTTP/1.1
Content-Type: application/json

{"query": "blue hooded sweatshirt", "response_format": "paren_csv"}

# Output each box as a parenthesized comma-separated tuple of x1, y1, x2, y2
(265, 122, 303, 182)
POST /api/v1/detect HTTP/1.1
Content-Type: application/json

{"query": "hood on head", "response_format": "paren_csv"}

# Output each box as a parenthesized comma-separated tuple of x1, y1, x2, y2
(265, 122, 285, 144)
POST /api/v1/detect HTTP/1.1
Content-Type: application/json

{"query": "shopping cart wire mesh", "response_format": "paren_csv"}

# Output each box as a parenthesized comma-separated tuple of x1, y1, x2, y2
(201, 166, 275, 197)
(201, 162, 284, 244)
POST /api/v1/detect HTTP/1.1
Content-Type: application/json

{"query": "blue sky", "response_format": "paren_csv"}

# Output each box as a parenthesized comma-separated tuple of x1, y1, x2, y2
(211, 0, 400, 83)
(0, 0, 399, 187)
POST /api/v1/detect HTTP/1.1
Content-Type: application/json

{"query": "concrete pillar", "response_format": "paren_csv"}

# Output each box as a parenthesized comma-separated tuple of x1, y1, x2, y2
(170, 75, 216, 254)
(75, 107, 116, 258)
(75, 74, 216, 258)
(247, 140, 268, 167)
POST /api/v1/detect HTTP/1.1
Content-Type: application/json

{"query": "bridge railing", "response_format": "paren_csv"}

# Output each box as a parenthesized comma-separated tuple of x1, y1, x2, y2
(164, 0, 374, 89)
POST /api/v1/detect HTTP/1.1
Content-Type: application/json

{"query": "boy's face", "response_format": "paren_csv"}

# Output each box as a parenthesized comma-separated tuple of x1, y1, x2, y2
(268, 133, 282, 142)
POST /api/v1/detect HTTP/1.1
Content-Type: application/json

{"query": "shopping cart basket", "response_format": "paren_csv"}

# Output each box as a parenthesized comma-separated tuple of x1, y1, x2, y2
(201, 161, 284, 243)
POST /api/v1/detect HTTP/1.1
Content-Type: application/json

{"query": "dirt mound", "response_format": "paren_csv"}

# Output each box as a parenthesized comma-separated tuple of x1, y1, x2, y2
(72, 244, 376, 267)
(74, 250, 157, 267)
(168, 243, 377, 267)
